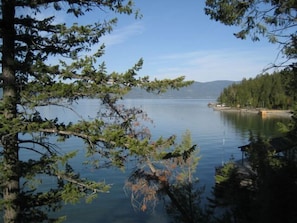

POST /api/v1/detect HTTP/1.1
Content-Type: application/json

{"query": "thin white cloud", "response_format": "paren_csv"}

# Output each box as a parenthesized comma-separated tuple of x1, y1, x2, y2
(141, 48, 280, 82)
(101, 22, 144, 47)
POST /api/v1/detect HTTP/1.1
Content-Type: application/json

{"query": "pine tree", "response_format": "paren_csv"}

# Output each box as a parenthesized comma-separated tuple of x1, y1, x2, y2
(125, 130, 209, 223)
(0, 1, 193, 222)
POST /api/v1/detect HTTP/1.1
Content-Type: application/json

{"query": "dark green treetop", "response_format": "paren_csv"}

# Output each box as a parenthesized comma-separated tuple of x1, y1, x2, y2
(218, 70, 294, 109)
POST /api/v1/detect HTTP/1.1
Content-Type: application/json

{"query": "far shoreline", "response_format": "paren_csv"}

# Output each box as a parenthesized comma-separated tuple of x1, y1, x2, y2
(211, 106, 293, 118)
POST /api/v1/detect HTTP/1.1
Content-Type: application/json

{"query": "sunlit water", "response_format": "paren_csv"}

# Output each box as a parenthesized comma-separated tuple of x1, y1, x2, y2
(2, 99, 290, 222)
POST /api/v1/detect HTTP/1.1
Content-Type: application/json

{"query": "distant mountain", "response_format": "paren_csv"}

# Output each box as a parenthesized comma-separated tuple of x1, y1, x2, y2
(125, 80, 236, 99)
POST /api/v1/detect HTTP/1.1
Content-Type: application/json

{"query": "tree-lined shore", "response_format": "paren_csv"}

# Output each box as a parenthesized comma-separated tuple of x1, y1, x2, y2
(217, 70, 296, 110)
(1, 0, 297, 222)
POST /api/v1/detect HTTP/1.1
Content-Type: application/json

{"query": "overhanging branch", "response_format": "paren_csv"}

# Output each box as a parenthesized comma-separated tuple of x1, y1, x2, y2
(40, 128, 97, 149)
(55, 172, 110, 194)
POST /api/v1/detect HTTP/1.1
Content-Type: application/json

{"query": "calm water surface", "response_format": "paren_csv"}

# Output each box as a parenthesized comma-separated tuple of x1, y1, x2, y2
(18, 99, 292, 222)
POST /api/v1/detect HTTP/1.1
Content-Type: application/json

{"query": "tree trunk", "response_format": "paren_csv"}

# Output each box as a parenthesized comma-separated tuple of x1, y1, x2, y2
(1, 1, 20, 222)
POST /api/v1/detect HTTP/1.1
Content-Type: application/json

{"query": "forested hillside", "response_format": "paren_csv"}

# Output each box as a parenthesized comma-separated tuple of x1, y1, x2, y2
(217, 69, 296, 109)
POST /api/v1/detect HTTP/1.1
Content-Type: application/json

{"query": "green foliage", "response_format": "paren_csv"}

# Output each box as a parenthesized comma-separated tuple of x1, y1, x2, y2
(173, 130, 200, 182)
(205, 0, 297, 61)
(0, 0, 193, 222)
(214, 161, 237, 184)
(205, 1, 297, 222)
(218, 70, 294, 109)
(165, 131, 212, 223)
(212, 135, 297, 223)
(125, 130, 213, 222)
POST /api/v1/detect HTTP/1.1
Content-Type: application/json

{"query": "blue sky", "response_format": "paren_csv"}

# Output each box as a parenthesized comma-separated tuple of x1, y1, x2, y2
(77, 1, 283, 82)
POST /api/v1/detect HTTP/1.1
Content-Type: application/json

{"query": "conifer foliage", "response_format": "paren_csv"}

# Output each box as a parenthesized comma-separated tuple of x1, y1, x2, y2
(205, 0, 297, 109)
(218, 70, 296, 109)
(205, 0, 297, 64)
(0, 1, 193, 222)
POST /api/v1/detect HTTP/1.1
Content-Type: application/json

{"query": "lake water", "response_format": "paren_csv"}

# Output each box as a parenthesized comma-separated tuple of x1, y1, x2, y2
(2, 99, 291, 223)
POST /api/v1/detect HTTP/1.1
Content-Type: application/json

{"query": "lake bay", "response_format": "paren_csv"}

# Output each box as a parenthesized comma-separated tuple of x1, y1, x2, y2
(19, 99, 292, 222)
